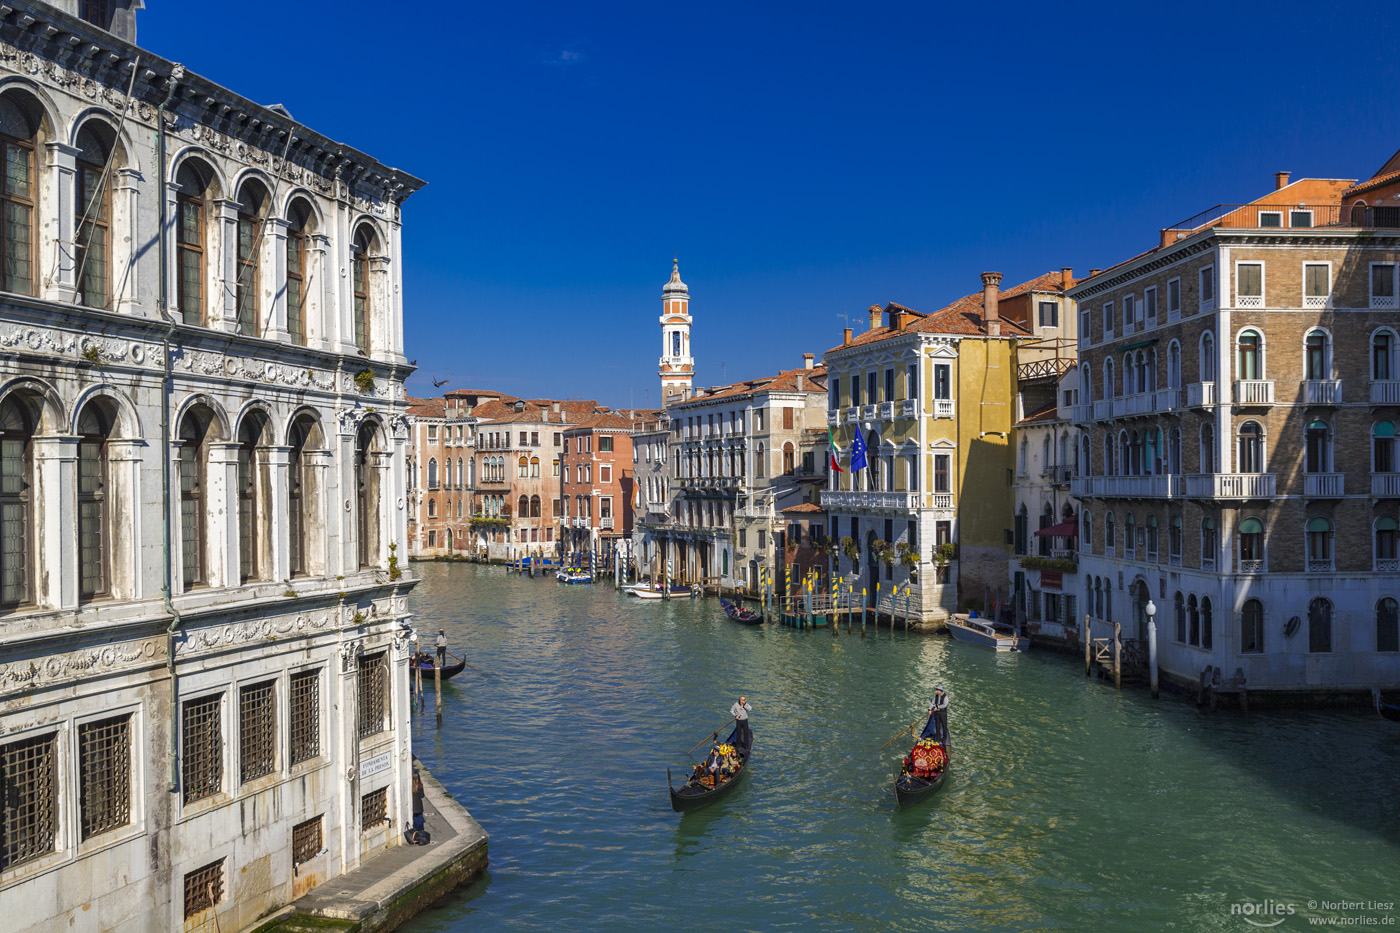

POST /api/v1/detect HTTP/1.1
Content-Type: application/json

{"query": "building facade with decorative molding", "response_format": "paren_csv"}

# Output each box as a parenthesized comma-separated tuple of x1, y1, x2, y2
(0, 3, 424, 930)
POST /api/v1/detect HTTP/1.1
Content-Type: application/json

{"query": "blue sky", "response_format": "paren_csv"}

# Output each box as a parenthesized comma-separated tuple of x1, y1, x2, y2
(143, 2, 1400, 407)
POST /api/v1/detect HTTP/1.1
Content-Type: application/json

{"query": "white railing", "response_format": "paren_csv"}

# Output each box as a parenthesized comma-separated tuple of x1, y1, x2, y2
(861, 405, 878, 421)
(1373, 293, 1399, 309)
(1168, 554, 1182, 567)
(1155, 388, 1181, 412)
(932, 493, 954, 511)
(1181, 473, 1276, 499)
(821, 490, 918, 511)
(1233, 380, 1274, 405)
(1307, 559, 1334, 573)
(1092, 399, 1113, 420)
(1371, 381, 1400, 405)
(1071, 403, 1091, 424)
(843, 408, 860, 424)
(934, 398, 955, 419)
(1054, 465, 1073, 484)
(898, 398, 917, 418)
(573, 517, 589, 528)
(827, 409, 841, 426)
(1302, 380, 1342, 405)
(1377, 558, 1400, 573)
(1102, 474, 1172, 497)
(878, 401, 895, 420)
(1303, 473, 1344, 498)
(600, 516, 614, 530)
(1125, 392, 1157, 416)
(1239, 559, 1265, 574)
(1071, 475, 1097, 497)
(1303, 294, 1329, 310)
(1186, 382, 1217, 407)
(1373, 473, 1400, 498)
(1236, 294, 1264, 308)
(1201, 556, 1216, 572)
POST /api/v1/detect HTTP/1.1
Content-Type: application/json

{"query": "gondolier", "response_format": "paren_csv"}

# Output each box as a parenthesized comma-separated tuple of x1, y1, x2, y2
(731, 696, 753, 751)
(436, 630, 447, 668)
(927, 688, 949, 744)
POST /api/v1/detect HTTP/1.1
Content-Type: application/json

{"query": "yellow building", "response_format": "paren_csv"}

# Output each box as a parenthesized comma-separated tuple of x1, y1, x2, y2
(823, 271, 1077, 620)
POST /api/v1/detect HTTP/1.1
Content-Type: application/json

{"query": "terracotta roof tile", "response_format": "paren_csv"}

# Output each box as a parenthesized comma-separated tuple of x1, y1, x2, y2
(672, 365, 827, 407)
(781, 502, 826, 514)
(828, 280, 1043, 355)
(1016, 404, 1061, 426)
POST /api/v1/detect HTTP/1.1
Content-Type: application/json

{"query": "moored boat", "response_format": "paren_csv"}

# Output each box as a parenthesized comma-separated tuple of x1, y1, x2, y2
(626, 582, 693, 599)
(556, 568, 592, 584)
(720, 598, 762, 625)
(668, 726, 753, 812)
(945, 614, 1029, 652)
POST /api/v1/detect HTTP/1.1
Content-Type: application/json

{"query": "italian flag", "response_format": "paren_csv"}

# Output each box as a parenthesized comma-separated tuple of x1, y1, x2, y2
(828, 427, 844, 473)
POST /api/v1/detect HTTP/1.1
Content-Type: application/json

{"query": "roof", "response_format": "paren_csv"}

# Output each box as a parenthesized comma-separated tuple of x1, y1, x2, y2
(564, 412, 636, 433)
(1016, 404, 1061, 426)
(828, 276, 1051, 354)
(406, 397, 445, 418)
(471, 397, 608, 425)
(1344, 148, 1400, 198)
(781, 502, 826, 515)
(671, 365, 828, 408)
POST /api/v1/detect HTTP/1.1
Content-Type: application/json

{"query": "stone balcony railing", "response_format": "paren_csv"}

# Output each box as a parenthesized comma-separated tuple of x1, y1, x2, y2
(1092, 399, 1113, 420)
(600, 516, 614, 530)
(1053, 465, 1073, 484)
(827, 409, 840, 426)
(1233, 379, 1274, 405)
(861, 404, 878, 422)
(1303, 473, 1344, 498)
(1372, 380, 1400, 405)
(898, 398, 918, 418)
(1374, 473, 1400, 498)
(1071, 403, 1091, 424)
(1179, 472, 1275, 499)
(931, 492, 954, 511)
(934, 398, 955, 419)
(1155, 388, 1181, 412)
(821, 490, 919, 512)
(1185, 381, 1217, 407)
(1238, 559, 1265, 574)
(1302, 379, 1342, 405)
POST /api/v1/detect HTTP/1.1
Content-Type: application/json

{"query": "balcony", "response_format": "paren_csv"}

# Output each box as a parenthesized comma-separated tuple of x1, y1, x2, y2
(1092, 399, 1113, 420)
(1233, 380, 1274, 405)
(1239, 559, 1265, 574)
(1377, 558, 1400, 573)
(1054, 465, 1073, 484)
(842, 408, 860, 424)
(931, 493, 955, 511)
(1112, 392, 1157, 418)
(1201, 556, 1216, 572)
(827, 409, 840, 426)
(1155, 388, 1181, 412)
(877, 401, 896, 420)
(861, 405, 878, 422)
(1102, 474, 1172, 498)
(573, 517, 589, 528)
(1307, 559, 1334, 573)
(934, 398, 955, 419)
(600, 516, 614, 530)
(1071, 475, 1098, 497)
(1301, 379, 1342, 405)
(898, 398, 918, 418)
(1185, 382, 1218, 407)
(1180, 472, 1275, 499)
(1071, 403, 1091, 424)
(1374, 473, 1400, 498)
(821, 490, 918, 512)
(1303, 473, 1344, 498)
(1372, 381, 1400, 405)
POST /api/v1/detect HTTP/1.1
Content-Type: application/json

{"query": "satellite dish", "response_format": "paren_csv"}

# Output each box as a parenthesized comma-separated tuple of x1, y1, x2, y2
(1284, 615, 1301, 638)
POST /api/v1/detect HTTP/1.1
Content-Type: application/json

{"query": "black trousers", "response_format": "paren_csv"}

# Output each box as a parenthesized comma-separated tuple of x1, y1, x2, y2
(437, 647, 447, 667)
(734, 718, 752, 749)
(933, 708, 949, 743)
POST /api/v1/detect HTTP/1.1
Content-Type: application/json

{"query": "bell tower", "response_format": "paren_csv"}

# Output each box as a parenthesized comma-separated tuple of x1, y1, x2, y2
(659, 258, 693, 407)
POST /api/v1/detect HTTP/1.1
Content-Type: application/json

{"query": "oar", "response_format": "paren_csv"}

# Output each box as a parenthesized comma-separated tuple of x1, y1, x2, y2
(877, 714, 926, 751)
(446, 651, 491, 677)
(687, 717, 737, 754)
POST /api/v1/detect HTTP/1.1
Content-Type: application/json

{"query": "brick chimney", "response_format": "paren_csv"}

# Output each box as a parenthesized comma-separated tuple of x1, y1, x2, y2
(1060, 267, 1073, 290)
(843, 328, 852, 347)
(868, 305, 883, 331)
(1089, 268, 1102, 277)
(796, 373, 804, 392)
(981, 272, 1003, 337)
(803, 353, 814, 370)
(1275, 171, 1290, 190)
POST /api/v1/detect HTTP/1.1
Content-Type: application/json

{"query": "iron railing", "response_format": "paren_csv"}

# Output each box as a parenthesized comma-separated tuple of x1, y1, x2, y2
(182, 695, 223, 804)
(79, 715, 131, 840)
(289, 670, 320, 765)
(1, 732, 56, 869)
(239, 681, 276, 784)
(1163, 202, 1400, 236)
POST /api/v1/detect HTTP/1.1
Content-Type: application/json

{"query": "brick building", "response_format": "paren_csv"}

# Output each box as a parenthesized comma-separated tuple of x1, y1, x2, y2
(1067, 164, 1400, 695)
(559, 411, 641, 562)
(406, 391, 499, 557)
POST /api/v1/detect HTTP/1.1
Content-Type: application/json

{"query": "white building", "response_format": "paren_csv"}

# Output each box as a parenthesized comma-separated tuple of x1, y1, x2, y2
(0, 3, 424, 930)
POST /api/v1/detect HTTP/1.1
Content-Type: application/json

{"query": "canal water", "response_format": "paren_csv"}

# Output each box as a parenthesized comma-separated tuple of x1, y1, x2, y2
(401, 562, 1399, 932)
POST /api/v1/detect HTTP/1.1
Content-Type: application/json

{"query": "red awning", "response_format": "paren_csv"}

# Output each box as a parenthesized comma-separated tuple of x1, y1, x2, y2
(1034, 520, 1079, 538)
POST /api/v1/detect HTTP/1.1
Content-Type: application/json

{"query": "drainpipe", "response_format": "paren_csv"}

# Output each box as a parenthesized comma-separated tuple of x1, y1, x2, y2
(156, 64, 185, 793)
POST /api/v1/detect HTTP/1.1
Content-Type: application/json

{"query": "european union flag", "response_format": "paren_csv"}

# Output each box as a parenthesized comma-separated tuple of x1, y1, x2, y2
(850, 429, 868, 472)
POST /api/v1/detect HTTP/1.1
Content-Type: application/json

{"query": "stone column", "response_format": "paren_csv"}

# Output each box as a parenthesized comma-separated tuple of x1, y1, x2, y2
(214, 198, 241, 332)
(264, 218, 291, 343)
(371, 449, 392, 570)
(107, 438, 147, 601)
(114, 167, 142, 316)
(368, 255, 391, 359)
(42, 142, 79, 304)
(306, 448, 335, 579)
(33, 436, 79, 610)
(309, 233, 331, 351)
(208, 442, 241, 588)
(265, 445, 292, 584)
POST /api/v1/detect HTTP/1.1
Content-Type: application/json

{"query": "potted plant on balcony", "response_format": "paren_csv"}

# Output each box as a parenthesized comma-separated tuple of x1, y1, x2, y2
(873, 539, 895, 566)
(895, 541, 919, 581)
(840, 535, 859, 566)
(933, 541, 957, 565)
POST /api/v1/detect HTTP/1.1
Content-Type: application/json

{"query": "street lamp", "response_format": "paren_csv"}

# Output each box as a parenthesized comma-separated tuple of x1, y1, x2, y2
(1145, 597, 1159, 699)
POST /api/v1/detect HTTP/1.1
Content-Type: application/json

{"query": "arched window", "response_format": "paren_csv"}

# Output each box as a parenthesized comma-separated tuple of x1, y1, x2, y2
(1174, 591, 1186, 642)
(1081, 435, 1091, 476)
(1146, 514, 1158, 560)
(1201, 597, 1213, 649)
(0, 393, 37, 607)
(1104, 358, 1115, 399)
(287, 413, 318, 578)
(1167, 340, 1181, 389)
(1169, 515, 1182, 562)
(1305, 420, 1331, 473)
(1201, 422, 1215, 473)
(351, 225, 374, 354)
(530, 495, 541, 518)
(1082, 509, 1092, 548)
(1118, 432, 1130, 477)
(1201, 516, 1216, 569)
(427, 458, 438, 489)
(1304, 331, 1329, 381)
(1200, 332, 1215, 382)
(1187, 595, 1200, 646)
(517, 456, 528, 477)
(1081, 363, 1092, 401)
(75, 124, 115, 309)
(1104, 434, 1115, 476)
(355, 422, 380, 568)
(783, 442, 795, 476)
(1105, 511, 1116, 550)
(1375, 422, 1396, 473)
(517, 495, 528, 517)
(1375, 517, 1397, 571)
(458, 458, 465, 487)
(175, 160, 214, 325)
(76, 402, 114, 600)
(285, 199, 311, 345)
(427, 499, 436, 518)
(530, 456, 540, 478)
(1306, 517, 1332, 571)
(1122, 353, 1133, 396)
(234, 180, 269, 336)
(1238, 421, 1263, 473)
(1373, 330, 1397, 381)
(1168, 427, 1181, 473)
(237, 413, 269, 583)
(1239, 517, 1264, 570)
(0, 95, 37, 295)
(1237, 329, 1262, 380)
(178, 409, 213, 587)
(1019, 437, 1028, 474)
(1378, 597, 1399, 653)
(1241, 598, 1264, 654)
(1308, 597, 1332, 653)
(756, 443, 765, 478)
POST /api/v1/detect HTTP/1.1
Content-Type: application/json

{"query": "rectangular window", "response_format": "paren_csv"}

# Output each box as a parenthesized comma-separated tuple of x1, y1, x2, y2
(755, 409, 765, 431)
(427, 530, 436, 547)
(851, 376, 861, 407)
(867, 372, 877, 405)
(292, 816, 323, 867)
(77, 436, 106, 599)
(1144, 286, 1157, 324)
(289, 669, 320, 765)
(518, 432, 527, 447)
(427, 425, 437, 441)
(934, 454, 950, 492)
(357, 653, 387, 739)
(1122, 294, 1135, 330)
(1103, 302, 1114, 338)
(1080, 308, 1091, 344)
(361, 787, 388, 828)
(758, 529, 766, 550)
(936, 521, 951, 547)
(1371, 264, 1397, 308)
(599, 436, 613, 452)
(182, 694, 222, 804)
(1038, 300, 1058, 327)
(829, 376, 840, 410)
(1200, 265, 1215, 307)
(738, 528, 746, 548)
(933, 364, 951, 400)
(0, 732, 57, 870)
(600, 465, 611, 483)
(906, 364, 918, 400)
(884, 368, 894, 402)
(1167, 278, 1181, 316)
(1290, 210, 1313, 228)
(783, 407, 794, 430)
(1258, 211, 1282, 228)
(1236, 263, 1262, 306)
(79, 715, 131, 840)
(184, 860, 225, 919)
(1304, 263, 1330, 306)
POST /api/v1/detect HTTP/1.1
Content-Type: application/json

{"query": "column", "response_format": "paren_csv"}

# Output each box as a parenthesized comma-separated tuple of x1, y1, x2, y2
(42, 142, 79, 303)
(214, 198, 240, 332)
(369, 255, 391, 360)
(107, 438, 147, 601)
(208, 442, 241, 588)
(263, 218, 291, 343)
(265, 445, 292, 584)
(372, 450, 392, 570)
(114, 167, 142, 316)
(306, 448, 336, 579)
(309, 233, 331, 351)
(33, 436, 79, 610)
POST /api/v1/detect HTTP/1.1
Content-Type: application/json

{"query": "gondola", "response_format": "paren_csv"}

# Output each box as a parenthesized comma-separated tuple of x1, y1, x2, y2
(668, 726, 753, 812)
(719, 598, 763, 625)
(894, 717, 950, 808)
(408, 654, 467, 682)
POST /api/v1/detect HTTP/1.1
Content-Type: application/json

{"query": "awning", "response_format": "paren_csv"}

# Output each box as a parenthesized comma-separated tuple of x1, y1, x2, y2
(1034, 520, 1079, 538)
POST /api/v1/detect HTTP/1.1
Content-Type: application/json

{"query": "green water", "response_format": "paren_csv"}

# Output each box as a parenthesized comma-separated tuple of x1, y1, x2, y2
(401, 562, 1400, 932)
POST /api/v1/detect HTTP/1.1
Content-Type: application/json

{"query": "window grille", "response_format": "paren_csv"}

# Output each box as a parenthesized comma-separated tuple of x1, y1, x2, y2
(79, 715, 131, 839)
(183, 860, 224, 918)
(182, 694, 222, 804)
(357, 653, 387, 739)
(289, 670, 320, 764)
(0, 732, 56, 870)
(239, 681, 276, 783)
(360, 787, 388, 828)
(291, 816, 323, 866)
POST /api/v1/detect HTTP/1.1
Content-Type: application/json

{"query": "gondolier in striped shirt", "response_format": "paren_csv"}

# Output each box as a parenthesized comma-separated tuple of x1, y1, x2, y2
(731, 696, 753, 751)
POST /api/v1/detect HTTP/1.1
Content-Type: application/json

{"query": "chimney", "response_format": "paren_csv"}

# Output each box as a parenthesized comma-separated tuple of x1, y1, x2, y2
(981, 272, 1003, 337)
(1060, 267, 1073, 290)
(552, 401, 560, 413)
(796, 374, 804, 392)
(1275, 171, 1290, 190)
(843, 328, 852, 347)
(1089, 268, 1102, 277)
(803, 352, 814, 370)
(868, 305, 883, 331)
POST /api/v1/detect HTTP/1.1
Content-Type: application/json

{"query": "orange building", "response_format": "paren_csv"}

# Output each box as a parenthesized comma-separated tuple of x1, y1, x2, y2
(560, 411, 647, 564)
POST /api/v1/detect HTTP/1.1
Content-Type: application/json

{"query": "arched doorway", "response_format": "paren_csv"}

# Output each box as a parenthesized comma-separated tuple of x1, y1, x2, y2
(1132, 579, 1151, 642)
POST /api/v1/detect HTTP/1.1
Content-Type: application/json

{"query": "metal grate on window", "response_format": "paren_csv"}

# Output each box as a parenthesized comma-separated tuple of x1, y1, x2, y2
(289, 670, 320, 764)
(239, 681, 276, 784)
(181, 694, 222, 804)
(1, 732, 57, 870)
(183, 859, 224, 918)
(357, 653, 386, 739)
(360, 787, 387, 829)
(291, 815, 322, 866)
(79, 715, 131, 839)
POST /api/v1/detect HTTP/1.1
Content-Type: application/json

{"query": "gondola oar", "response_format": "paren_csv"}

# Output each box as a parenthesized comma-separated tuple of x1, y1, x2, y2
(446, 651, 491, 677)
(877, 714, 926, 751)
(687, 717, 737, 754)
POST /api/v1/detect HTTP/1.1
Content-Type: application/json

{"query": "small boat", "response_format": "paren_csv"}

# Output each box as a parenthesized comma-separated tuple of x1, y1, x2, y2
(1375, 688, 1400, 722)
(720, 598, 762, 625)
(556, 568, 592, 584)
(668, 726, 753, 812)
(507, 557, 557, 571)
(895, 734, 949, 808)
(626, 582, 693, 600)
(945, 614, 1029, 652)
(407, 655, 467, 682)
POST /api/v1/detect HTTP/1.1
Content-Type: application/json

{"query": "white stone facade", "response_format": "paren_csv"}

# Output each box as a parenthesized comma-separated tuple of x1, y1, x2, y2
(0, 4, 423, 931)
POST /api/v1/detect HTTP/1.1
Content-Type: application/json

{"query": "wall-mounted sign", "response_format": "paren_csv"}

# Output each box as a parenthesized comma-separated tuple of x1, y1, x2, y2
(360, 752, 392, 781)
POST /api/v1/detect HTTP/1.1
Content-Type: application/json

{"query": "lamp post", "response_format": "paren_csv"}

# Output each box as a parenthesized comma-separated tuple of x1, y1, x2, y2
(1145, 597, 1159, 699)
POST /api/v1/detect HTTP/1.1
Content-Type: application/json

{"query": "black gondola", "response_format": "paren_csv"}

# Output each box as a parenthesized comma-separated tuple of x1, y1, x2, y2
(408, 655, 467, 682)
(668, 726, 753, 812)
(895, 715, 950, 808)
(1372, 689, 1400, 722)
(719, 598, 763, 626)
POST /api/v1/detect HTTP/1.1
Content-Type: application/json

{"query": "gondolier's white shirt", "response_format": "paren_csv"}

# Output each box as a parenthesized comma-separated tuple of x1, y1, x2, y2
(929, 693, 949, 712)
(731, 702, 752, 721)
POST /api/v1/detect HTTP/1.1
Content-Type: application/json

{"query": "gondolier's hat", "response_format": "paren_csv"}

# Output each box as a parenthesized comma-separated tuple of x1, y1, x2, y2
(936, 686, 944, 692)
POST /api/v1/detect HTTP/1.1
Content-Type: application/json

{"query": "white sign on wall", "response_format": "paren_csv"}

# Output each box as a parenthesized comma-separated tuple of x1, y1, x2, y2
(360, 752, 393, 781)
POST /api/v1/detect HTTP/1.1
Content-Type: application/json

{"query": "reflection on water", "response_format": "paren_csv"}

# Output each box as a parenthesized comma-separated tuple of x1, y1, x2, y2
(401, 563, 1400, 932)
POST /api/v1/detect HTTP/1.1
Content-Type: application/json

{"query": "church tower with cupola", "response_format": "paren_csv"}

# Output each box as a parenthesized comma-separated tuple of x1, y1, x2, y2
(659, 258, 694, 407)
